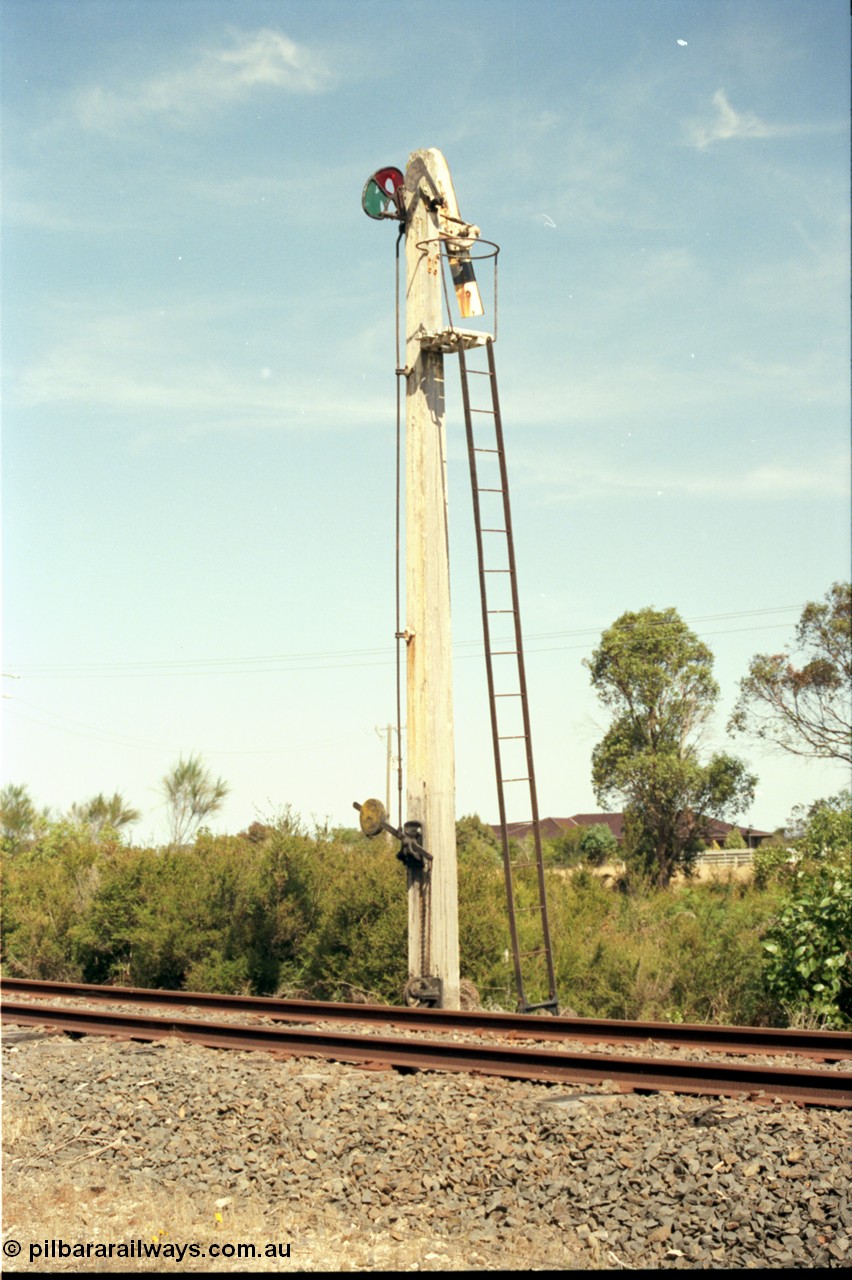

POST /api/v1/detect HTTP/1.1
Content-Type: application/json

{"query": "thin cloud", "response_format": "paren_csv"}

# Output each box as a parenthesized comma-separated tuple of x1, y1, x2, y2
(685, 88, 837, 150)
(515, 448, 850, 504)
(687, 89, 773, 148)
(74, 28, 332, 132)
(503, 348, 847, 435)
(1, 196, 111, 234)
(11, 301, 385, 435)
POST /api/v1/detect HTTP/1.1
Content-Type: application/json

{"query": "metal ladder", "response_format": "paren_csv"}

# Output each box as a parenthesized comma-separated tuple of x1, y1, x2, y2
(458, 338, 558, 1013)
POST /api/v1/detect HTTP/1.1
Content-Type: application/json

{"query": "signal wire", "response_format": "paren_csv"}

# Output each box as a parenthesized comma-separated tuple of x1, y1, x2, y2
(394, 223, 405, 833)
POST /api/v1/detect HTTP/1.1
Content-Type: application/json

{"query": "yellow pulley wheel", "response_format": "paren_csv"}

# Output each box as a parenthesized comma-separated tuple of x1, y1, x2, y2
(358, 797, 388, 838)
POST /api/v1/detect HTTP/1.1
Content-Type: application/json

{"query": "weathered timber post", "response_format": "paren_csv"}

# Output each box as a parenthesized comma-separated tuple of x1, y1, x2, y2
(403, 149, 461, 1010)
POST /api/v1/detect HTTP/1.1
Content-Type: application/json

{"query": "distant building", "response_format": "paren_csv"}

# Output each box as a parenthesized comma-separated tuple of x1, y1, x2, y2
(491, 813, 772, 850)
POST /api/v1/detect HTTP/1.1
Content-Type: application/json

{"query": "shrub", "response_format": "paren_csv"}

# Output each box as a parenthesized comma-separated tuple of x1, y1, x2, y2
(3, 799, 825, 1028)
(542, 826, 584, 868)
(1, 822, 107, 979)
(762, 858, 851, 1028)
(579, 823, 619, 865)
(543, 868, 782, 1024)
(761, 792, 852, 1028)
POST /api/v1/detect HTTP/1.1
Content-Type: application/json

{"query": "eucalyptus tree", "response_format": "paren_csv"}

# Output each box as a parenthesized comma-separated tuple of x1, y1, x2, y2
(729, 583, 851, 765)
(586, 607, 756, 886)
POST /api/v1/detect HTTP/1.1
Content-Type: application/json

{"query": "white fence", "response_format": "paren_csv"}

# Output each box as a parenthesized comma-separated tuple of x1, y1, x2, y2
(696, 848, 755, 868)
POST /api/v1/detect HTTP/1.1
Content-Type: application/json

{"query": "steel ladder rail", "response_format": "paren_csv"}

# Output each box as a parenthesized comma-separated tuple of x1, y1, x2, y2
(458, 338, 558, 1014)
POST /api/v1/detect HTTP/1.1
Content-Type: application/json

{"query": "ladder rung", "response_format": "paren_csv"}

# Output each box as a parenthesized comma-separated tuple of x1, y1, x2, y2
(461, 345, 557, 1013)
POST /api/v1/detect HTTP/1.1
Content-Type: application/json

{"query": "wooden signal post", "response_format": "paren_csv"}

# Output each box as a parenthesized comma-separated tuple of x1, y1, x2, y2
(360, 149, 485, 1011)
(361, 150, 557, 1015)
(402, 148, 464, 1010)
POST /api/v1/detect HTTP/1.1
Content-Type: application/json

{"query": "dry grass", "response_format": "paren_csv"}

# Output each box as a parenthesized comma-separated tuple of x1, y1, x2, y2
(2, 1175, 587, 1272)
(2, 1100, 53, 1151)
(550, 861, 755, 887)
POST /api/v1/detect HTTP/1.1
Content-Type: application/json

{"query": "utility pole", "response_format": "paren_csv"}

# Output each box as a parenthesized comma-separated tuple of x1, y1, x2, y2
(374, 723, 396, 819)
(402, 148, 464, 1010)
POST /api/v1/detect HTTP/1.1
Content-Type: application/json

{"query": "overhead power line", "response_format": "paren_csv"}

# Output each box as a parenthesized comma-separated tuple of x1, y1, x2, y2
(3, 605, 803, 680)
(3, 698, 374, 758)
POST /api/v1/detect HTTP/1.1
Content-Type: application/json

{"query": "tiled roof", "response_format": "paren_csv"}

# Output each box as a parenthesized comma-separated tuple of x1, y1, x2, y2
(490, 812, 773, 844)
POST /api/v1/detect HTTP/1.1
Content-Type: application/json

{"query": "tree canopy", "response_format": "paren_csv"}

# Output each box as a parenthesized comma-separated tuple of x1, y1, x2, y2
(160, 754, 229, 847)
(68, 792, 140, 836)
(729, 583, 851, 765)
(0, 783, 42, 854)
(587, 607, 756, 886)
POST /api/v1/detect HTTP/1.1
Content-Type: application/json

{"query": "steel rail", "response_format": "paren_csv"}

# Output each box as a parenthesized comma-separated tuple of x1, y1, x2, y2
(2, 977, 850, 1061)
(1, 1000, 849, 1109)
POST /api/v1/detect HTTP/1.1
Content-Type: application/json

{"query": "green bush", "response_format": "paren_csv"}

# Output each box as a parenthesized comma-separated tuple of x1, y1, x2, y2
(5, 802, 838, 1029)
(656, 882, 782, 1025)
(763, 858, 851, 1027)
(761, 791, 852, 1028)
(542, 826, 584, 868)
(579, 823, 619, 865)
(753, 844, 794, 889)
(299, 830, 407, 1002)
(1, 821, 107, 979)
(544, 868, 782, 1024)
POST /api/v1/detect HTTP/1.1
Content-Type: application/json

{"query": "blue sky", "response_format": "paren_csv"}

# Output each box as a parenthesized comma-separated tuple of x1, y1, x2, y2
(2, 0, 849, 844)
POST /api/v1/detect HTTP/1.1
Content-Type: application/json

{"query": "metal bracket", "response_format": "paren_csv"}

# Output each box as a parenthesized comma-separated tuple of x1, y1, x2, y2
(403, 975, 443, 1008)
(353, 800, 432, 868)
(400, 820, 429, 868)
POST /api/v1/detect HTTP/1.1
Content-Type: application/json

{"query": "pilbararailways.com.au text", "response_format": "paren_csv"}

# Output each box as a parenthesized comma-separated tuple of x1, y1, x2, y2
(21, 1238, 291, 1264)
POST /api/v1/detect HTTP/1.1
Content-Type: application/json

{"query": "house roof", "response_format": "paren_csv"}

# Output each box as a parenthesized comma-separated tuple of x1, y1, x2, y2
(492, 813, 624, 841)
(490, 813, 773, 843)
(702, 818, 774, 842)
(566, 813, 625, 840)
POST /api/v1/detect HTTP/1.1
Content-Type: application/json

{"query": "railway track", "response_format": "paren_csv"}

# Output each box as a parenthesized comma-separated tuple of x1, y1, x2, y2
(2, 976, 849, 1059)
(2, 980, 850, 1108)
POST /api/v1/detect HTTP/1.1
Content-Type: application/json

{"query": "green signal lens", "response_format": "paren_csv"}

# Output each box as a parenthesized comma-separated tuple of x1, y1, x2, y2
(363, 179, 390, 219)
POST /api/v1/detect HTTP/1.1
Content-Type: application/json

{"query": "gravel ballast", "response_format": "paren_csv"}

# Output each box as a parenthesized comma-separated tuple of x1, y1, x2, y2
(2, 1029, 850, 1270)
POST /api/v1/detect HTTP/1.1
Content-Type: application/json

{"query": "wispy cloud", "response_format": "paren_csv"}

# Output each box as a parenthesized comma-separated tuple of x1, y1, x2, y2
(74, 28, 332, 133)
(684, 89, 838, 150)
(512, 445, 851, 505)
(1, 195, 112, 234)
(10, 300, 382, 435)
(500, 345, 847, 438)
